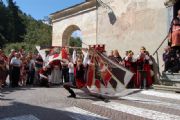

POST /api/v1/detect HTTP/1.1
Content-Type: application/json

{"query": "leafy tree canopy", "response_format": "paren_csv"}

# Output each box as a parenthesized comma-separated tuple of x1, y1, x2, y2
(0, 0, 52, 54)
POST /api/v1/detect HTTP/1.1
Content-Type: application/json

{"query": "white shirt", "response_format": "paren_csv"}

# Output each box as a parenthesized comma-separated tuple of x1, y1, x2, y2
(10, 57, 22, 67)
(68, 62, 74, 73)
(29, 59, 35, 71)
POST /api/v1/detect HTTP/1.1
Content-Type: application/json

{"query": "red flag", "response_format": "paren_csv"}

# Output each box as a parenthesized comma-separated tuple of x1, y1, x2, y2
(61, 48, 68, 59)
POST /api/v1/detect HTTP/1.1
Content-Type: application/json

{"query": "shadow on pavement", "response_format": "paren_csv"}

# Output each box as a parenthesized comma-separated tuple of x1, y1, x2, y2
(0, 87, 36, 95)
(0, 102, 108, 120)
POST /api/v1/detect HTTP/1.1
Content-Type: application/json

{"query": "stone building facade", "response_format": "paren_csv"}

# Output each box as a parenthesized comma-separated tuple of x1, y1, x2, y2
(50, 0, 180, 72)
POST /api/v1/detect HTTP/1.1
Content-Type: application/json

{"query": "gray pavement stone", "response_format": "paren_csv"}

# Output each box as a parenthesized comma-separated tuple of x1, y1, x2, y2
(1, 87, 180, 120)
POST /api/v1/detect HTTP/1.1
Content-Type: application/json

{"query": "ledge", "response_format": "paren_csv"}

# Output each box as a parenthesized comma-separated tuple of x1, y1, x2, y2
(50, 0, 96, 20)
(164, 0, 178, 7)
(153, 84, 180, 92)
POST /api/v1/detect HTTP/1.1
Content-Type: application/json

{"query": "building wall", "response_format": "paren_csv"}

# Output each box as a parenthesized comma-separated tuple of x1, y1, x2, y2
(97, 0, 169, 71)
(52, 9, 97, 48)
(52, 0, 171, 72)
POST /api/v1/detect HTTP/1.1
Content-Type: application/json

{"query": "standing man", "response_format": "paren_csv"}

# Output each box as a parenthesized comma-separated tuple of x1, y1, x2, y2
(8, 49, 15, 87)
(27, 52, 35, 85)
(10, 53, 22, 87)
(34, 54, 43, 85)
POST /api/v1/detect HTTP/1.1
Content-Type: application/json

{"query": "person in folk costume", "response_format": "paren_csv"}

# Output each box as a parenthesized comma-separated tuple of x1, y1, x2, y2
(124, 50, 137, 88)
(169, 17, 180, 50)
(143, 51, 153, 88)
(110, 50, 123, 65)
(19, 48, 25, 58)
(49, 48, 62, 85)
(63, 49, 108, 101)
(61, 47, 69, 83)
(20, 55, 28, 86)
(63, 49, 87, 98)
(50, 59, 62, 85)
(39, 66, 51, 87)
(34, 54, 43, 85)
(0, 50, 8, 89)
(136, 47, 153, 89)
(122, 51, 129, 61)
(1, 50, 8, 87)
(108, 50, 114, 59)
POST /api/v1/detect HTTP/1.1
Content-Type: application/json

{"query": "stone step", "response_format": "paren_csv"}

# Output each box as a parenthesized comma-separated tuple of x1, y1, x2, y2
(153, 84, 180, 93)
(161, 72, 180, 82)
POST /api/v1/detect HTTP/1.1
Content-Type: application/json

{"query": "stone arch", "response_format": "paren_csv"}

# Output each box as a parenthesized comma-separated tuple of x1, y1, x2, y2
(62, 25, 81, 46)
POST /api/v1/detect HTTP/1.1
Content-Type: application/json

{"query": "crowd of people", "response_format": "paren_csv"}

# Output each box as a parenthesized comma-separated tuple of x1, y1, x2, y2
(63, 46, 155, 98)
(0, 49, 44, 89)
(163, 46, 180, 73)
(0, 45, 155, 92)
(108, 47, 154, 89)
(162, 9, 180, 73)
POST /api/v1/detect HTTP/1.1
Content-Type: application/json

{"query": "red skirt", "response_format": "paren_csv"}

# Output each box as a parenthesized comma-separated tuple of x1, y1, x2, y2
(76, 79, 86, 89)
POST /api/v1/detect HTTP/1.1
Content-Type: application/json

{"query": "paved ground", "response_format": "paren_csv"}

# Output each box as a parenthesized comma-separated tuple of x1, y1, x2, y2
(1, 86, 180, 120)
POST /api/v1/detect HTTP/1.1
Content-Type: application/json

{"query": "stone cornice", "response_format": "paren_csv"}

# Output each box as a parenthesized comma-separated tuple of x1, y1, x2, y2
(164, 0, 178, 7)
(50, 0, 96, 20)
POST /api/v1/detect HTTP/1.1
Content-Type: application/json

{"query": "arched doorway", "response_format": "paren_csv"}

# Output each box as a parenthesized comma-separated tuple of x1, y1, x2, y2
(62, 25, 81, 47)
(62, 25, 82, 54)
(173, 0, 180, 17)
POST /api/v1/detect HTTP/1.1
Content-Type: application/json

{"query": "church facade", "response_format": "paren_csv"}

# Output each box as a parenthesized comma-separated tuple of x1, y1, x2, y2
(50, 0, 180, 72)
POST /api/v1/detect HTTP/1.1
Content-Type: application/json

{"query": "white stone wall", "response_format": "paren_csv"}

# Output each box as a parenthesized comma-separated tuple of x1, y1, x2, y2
(52, 0, 171, 72)
(97, 0, 169, 72)
(52, 9, 97, 48)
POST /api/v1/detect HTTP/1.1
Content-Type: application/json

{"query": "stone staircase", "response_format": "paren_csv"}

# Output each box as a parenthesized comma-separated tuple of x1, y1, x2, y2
(153, 72, 180, 92)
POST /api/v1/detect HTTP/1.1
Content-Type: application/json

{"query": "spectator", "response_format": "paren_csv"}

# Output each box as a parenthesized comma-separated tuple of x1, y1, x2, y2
(26, 53, 35, 85)
(0, 50, 7, 89)
(34, 54, 43, 85)
(10, 53, 22, 87)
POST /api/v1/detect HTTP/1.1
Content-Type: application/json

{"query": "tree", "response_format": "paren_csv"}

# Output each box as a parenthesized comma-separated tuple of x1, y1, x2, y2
(69, 37, 82, 54)
(23, 17, 52, 45)
(1, 0, 52, 52)
(0, 0, 8, 47)
(69, 37, 82, 47)
(7, 0, 26, 43)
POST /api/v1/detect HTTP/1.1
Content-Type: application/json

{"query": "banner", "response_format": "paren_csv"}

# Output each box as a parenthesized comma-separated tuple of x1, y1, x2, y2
(86, 51, 134, 97)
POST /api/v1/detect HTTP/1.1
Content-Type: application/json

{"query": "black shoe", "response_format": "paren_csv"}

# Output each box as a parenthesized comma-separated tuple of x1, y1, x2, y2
(98, 96, 109, 102)
(67, 94, 76, 98)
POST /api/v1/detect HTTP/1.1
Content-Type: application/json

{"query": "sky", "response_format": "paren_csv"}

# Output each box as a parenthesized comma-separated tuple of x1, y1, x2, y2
(3, 0, 85, 20)
(3, 0, 84, 38)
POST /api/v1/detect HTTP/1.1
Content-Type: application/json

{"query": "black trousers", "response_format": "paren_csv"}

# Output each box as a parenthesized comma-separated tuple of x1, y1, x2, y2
(63, 83, 76, 97)
(11, 66, 20, 87)
(27, 69, 35, 85)
(62, 67, 69, 83)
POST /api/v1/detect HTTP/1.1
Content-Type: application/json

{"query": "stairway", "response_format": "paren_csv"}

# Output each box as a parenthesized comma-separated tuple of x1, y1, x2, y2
(153, 72, 180, 92)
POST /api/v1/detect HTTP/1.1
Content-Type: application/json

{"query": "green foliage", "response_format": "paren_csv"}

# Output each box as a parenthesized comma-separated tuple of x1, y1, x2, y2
(3, 42, 36, 55)
(23, 18, 52, 45)
(0, 0, 9, 47)
(0, 0, 52, 53)
(69, 37, 82, 54)
(7, 0, 26, 43)
(69, 37, 82, 47)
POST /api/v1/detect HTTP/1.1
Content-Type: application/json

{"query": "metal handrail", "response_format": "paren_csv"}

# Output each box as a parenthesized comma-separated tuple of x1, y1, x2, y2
(152, 34, 170, 78)
(152, 35, 169, 56)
